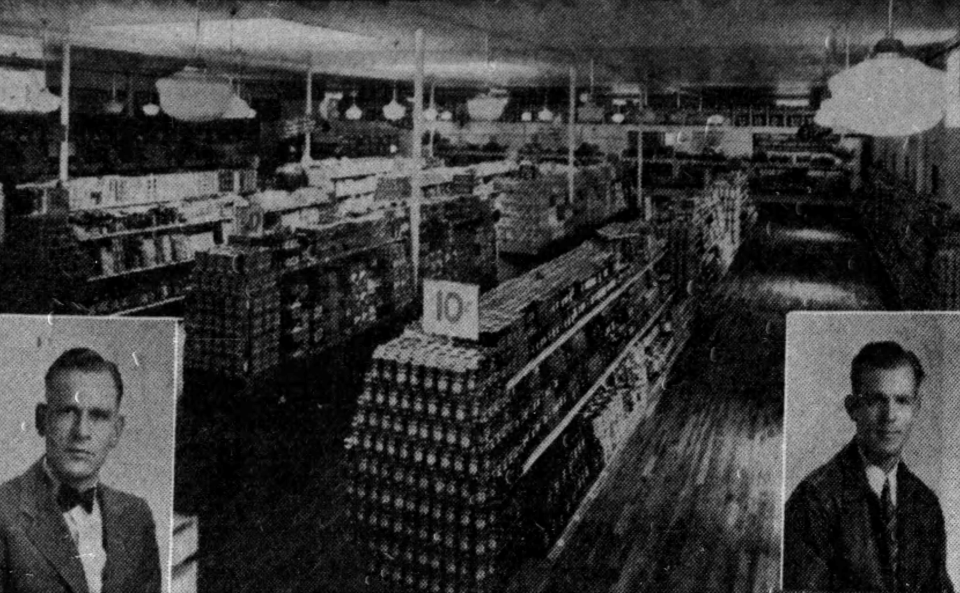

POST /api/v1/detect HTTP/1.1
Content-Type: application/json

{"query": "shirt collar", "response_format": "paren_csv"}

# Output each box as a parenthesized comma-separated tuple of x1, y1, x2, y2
(855, 445, 899, 506)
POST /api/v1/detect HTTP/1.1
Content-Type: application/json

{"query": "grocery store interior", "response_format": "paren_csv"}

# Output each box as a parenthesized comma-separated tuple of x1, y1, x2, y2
(0, 1, 958, 592)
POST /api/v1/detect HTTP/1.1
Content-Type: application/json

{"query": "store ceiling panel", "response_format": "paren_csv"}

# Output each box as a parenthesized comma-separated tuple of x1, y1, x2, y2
(0, 0, 956, 89)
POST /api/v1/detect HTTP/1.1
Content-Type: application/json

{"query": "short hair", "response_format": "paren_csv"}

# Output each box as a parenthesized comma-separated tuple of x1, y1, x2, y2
(45, 348, 124, 406)
(850, 341, 924, 395)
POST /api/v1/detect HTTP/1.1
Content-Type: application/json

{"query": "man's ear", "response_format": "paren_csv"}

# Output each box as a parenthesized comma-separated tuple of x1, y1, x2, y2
(110, 414, 125, 447)
(35, 403, 47, 437)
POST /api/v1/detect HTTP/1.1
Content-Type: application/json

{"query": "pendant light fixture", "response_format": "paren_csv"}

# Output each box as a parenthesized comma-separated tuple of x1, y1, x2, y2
(439, 109, 453, 121)
(220, 12, 256, 120)
(537, 89, 554, 122)
(578, 59, 604, 123)
(345, 90, 363, 121)
(382, 85, 406, 121)
(610, 99, 625, 124)
(814, 0, 945, 136)
(103, 73, 124, 115)
(467, 35, 509, 122)
(156, 4, 234, 122)
(222, 79, 256, 119)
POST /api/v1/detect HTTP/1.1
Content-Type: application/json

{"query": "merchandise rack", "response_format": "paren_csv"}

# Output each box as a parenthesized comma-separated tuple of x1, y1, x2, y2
(342, 171, 751, 593)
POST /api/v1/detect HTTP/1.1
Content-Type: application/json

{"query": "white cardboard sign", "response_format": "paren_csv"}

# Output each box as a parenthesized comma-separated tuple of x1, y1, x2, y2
(422, 279, 479, 341)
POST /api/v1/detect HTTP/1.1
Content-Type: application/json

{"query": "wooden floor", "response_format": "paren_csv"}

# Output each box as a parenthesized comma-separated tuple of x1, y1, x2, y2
(176, 203, 892, 593)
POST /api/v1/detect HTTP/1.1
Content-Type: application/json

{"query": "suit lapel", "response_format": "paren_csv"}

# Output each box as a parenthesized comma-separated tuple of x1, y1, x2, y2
(894, 464, 922, 588)
(100, 486, 136, 593)
(19, 462, 91, 593)
(836, 442, 891, 592)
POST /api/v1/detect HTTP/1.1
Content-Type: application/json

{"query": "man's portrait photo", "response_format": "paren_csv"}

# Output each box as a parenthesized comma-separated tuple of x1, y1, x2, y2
(0, 316, 179, 593)
(782, 312, 959, 593)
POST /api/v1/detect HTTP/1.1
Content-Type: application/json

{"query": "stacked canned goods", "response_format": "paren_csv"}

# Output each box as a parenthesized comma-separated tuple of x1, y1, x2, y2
(347, 334, 520, 593)
(185, 245, 281, 377)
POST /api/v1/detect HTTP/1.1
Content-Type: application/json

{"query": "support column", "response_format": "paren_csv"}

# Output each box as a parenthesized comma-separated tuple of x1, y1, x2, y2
(568, 66, 576, 205)
(411, 28, 425, 288)
(59, 41, 70, 184)
(304, 66, 314, 163)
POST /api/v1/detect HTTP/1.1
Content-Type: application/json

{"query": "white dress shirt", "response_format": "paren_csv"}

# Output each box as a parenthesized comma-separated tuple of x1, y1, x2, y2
(864, 461, 899, 508)
(43, 458, 106, 593)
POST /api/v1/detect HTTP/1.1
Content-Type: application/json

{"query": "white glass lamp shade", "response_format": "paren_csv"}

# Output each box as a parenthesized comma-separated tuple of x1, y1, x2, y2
(156, 66, 234, 122)
(611, 111, 625, 124)
(815, 48, 945, 137)
(345, 101, 363, 121)
(0, 69, 60, 113)
(142, 102, 161, 117)
(537, 106, 555, 122)
(103, 98, 124, 115)
(520, 111, 533, 122)
(382, 96, 406, 121)
(222, 93, 257, 119)
(439, 110, 453, 121)
(467, 91, 509, 121)
(423, 106, 438, 122)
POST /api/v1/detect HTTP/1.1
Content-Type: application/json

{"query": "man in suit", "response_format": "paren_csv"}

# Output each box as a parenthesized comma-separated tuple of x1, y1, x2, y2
(783, 341, 954, 593)
(0, 347, 162, 593)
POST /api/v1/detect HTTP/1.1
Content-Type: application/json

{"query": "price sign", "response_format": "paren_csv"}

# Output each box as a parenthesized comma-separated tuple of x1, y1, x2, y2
(423, 279, 479, 341)
(235, 203, 265, 236)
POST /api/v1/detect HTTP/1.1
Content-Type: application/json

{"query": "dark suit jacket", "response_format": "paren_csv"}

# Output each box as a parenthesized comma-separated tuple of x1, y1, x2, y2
(783, 440, 954, 593)
(0, 460, 162, 593)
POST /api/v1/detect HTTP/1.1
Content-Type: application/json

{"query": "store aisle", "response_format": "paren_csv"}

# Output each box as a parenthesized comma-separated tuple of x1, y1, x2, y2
(515, 203, 891, 593)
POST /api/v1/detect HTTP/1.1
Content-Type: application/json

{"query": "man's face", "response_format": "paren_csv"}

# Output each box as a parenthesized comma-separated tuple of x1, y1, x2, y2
(37, 370, 125, 489)
(845, 364, 919, 466)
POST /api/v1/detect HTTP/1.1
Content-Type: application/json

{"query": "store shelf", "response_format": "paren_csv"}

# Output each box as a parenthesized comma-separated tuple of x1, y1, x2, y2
(74, 217, 228, 242)
(88, 259, 193, 282)
(506, 248, 665, 392)
(521, 292, 674, 475)
(540, 327, 690, 569)
(111, 296, 186, 316)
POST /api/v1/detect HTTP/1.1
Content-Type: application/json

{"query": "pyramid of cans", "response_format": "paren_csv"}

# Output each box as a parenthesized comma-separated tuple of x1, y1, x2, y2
(347, 222, 664, 592)
(185, 245, 280, 377)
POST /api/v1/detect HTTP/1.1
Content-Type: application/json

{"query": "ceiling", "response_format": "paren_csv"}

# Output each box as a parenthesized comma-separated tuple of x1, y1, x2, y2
(0, 0, 957, 93)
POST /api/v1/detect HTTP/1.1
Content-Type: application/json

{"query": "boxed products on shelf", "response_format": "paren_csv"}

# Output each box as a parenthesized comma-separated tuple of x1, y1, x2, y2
(495, 162, 628, 255)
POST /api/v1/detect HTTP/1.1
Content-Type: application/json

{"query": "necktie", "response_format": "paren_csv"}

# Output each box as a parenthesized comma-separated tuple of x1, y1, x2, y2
(880, 478, 898, 581)
(57, 485, 97, 513)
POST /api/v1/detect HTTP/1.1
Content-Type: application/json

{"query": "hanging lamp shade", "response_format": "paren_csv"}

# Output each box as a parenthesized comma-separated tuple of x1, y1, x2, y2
(467, 88, 509, 122)
(422, 84, 438, 121)
(142, 101, 161, 117)
(222, 93, 256, 119)
(156, 65, 234, 122)
(520, 110, 533, 122)
(0, 69, 59, 113)
(537, 105, 555, 122)
(345, 101, 363, 121)
(103, 74, 124, 115)
(815, 36, 945, 136)
(382, 88, 406, 121)
(439, 109, 453, 121)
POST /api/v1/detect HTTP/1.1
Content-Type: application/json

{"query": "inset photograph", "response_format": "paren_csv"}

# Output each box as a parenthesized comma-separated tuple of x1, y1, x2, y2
(0, 315, 179, 593)
(782, 312, 959, 593)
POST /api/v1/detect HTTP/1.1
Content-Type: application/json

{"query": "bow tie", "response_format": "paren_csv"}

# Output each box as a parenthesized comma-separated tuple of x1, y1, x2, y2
(57, 485, 97, 513)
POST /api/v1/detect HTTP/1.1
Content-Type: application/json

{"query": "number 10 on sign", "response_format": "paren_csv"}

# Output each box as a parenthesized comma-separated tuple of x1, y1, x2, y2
(422, 279, 479, 340)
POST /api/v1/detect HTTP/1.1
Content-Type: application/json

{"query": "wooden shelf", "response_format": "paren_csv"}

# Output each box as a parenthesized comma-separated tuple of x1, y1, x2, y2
(506, 249, 666, 392)
(538, 327, 691, 573)
(111, 296, 186, 316)
(88, 259, 193, 282)
(521, 292, 675, 476)
(75, 217, 228, 242)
